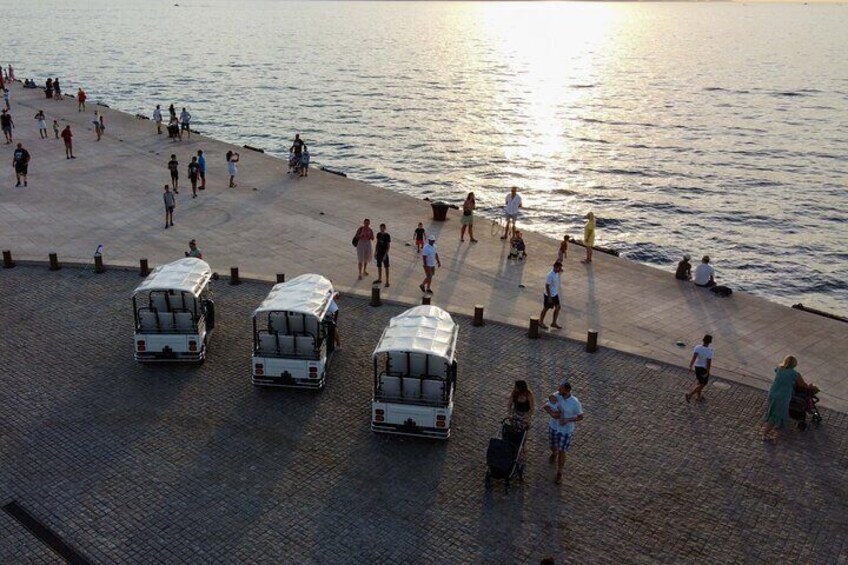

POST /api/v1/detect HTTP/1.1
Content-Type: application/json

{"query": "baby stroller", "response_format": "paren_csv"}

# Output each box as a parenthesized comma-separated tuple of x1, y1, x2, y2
(288, 152, 302, 175)
(789, 385, 822, 431)
(485, 417, 528, 493)
(508, 233, 527, 260)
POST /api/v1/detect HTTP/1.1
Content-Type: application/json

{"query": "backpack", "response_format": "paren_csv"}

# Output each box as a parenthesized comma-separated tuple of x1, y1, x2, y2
(710, 285, 733, 298)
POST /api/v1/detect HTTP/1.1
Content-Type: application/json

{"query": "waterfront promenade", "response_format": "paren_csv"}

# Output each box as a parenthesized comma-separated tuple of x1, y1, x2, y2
(1, 82, 846, 412)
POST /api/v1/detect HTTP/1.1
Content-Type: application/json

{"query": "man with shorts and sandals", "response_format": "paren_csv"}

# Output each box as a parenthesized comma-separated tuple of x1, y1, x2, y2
(197, 149, 206, 190)
(539, 261, 563, 330)
(13, 143, 30, 187)
(374, 223, 391, 288)
(686, 334, 713, 403)
(544, 380, 584, 485)
(61, 125, 75, 159)
(501, 186, 523, 240)
(419, 235, 441, 294)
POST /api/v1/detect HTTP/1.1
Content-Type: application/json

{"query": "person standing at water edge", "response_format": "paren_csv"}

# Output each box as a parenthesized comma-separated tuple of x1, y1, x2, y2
(685, 335, 713, 403)
(460, 192, 478, 242)
(291, 134, 304, 158)
(12, 143, 30, 187)
(168, 104, 176, 121)
(92, 111, 102, 141)
(354, 218, 375, 280)
(179, 107, 191, 138)
(53, 78, 62, 100)
(693, 256, 716, 287)
(539, 261, 563, 330)
(34, 110, 47, 139)
(1, 109, 12, 143)
(374, 223, 391, 288)
(163, 185, 175, 228)
(226, 151, 239, 188)
(582, 212, 595, 263)
(543, 381, 583, 485)
(300, 147, 310, 177)
(420, 235, 441, 294)
(197, 150, 206, 190)
(168, 154, 179, 193)
(61, 125, 75, 159)
(188, 156, 200, 198)
(501, 187, 522, 240)
(153, 105, 163, 134)
(77, 88, 86, 112)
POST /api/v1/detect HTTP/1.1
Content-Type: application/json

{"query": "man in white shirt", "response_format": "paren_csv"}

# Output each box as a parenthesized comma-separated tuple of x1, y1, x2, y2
(419, 235, 441, 294)
(179, 107, 192, 139)
(693, 255, 716, 288)
(539, 261, 563, 330)
(543, 380, 584, 485)
(686, 334, 714, 403)
(501, 186, 523, 240)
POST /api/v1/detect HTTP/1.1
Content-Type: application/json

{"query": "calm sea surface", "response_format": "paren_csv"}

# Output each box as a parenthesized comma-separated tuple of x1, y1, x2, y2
(8, 1, 848, 313)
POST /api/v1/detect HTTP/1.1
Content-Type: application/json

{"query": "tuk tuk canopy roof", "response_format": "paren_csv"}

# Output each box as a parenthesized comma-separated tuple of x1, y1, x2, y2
(373, 306, 458, 362)
(133, 258, 212, 298)
(253, 274, 335, 318)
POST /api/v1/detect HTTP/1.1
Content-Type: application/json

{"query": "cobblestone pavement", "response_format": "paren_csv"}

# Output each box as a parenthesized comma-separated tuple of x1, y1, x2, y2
(1, 266, 846, 564)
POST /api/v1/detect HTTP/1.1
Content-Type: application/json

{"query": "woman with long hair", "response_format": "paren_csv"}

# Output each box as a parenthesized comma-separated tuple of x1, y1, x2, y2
(460, 191, 478, 243)
(507, 379, 535, 424)
(761, 355, 816, 441)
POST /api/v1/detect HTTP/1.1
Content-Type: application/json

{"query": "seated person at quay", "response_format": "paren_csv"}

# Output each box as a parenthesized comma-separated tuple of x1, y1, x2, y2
(675, 254, 692, 281)
(693, 255, 716, 287)
(509, 230, 527, 260)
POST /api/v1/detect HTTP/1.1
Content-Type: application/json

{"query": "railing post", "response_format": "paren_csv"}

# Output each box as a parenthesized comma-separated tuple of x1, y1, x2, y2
(473, 305, 484, 327)
(586, 329, 599, 353)
(230, 267, 241, 285)
(528, 317, 540, 339)
(48, 252, 61, 271)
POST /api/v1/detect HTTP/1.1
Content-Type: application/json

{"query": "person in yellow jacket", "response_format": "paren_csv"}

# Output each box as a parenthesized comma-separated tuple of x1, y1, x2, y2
(582, 212, 595, 263)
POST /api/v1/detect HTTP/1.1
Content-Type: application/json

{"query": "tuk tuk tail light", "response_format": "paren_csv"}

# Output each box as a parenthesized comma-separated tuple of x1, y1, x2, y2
(189, 341, 197, 352)
(309, 366, 318, 379)
(254, 363, 264, 375)
(436, 415, 446, 421)
(137, 340, 146, 352)
(436, 421, 446, 428)
(375, 409, 385, 415)
(375, 408, 385, 422)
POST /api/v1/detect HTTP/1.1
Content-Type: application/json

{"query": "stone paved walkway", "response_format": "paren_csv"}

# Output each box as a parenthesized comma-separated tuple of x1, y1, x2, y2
(1, 266, 846, 563)
(1, 81, 846, 413)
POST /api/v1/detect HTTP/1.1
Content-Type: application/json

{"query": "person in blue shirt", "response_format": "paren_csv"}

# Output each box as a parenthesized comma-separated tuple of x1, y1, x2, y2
(196, 149, 206, 190)
(299, 147, 310, 177)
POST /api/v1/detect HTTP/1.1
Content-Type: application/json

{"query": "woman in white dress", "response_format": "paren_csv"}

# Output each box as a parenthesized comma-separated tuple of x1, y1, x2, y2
(34, 110, 47, 139)
(226, 150, 240, 188)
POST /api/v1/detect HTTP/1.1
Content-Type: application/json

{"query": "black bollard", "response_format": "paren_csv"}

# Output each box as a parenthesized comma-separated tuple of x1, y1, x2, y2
(473, 305, 484, 327)
(230, 267, 241, 285)
(94, 254, 105, 274)
(139, 258, 149, 277)
(48, 252, 61, 271)
(2, 250, 14, 269)
(528, 317, 540, 339)
(422, 295, 431, 305)
(276, 273, 286, 284)
(371, 286, 382, 307)
(586, 329, 599, 353)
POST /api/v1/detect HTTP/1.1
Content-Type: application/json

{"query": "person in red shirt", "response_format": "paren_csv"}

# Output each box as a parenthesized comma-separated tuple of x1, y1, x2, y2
(77, 88, 87, 112)
(60, 125, 75, 159)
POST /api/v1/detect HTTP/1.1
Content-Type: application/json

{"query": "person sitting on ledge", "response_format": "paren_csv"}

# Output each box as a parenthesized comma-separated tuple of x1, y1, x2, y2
(675, 254, 692, 281)
(693, 255, 716, 288)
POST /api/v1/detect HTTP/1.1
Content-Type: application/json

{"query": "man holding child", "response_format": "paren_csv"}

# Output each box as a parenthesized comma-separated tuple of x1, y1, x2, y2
(543, 380, 584, 485)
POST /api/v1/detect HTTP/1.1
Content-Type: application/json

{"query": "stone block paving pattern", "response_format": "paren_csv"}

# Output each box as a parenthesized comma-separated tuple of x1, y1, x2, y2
(1, 266, 846, 564)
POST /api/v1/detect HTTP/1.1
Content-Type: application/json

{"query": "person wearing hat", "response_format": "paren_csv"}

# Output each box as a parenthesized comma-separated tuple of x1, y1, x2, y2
(185, 239, 202, 259)
(675, 254, 692, 281)
(543, 380, 583, 485)
(419, 234, 441, 294)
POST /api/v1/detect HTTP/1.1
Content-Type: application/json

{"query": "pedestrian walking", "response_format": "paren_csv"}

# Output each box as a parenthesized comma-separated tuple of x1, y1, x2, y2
(1, 109, 14, 143)
(328, 293, 341, 349)
(163, 185, 175, 228)
(188, 156, 199, 198)
(226, 150, 239, 188)
(419, 235, 441, 294)
(354, 218, 375, 280)
(197, 149, 206, 190)
(53, 78, 62, 100)
(179, 107, 191, 138)
(685, 335, 714, 403)
(414, 222, 426, 253)
(539, 261, 563, 330)
(168, 154, 179, 193)
(299, 147, 310, 177)
(761, 355, 817, 442)
(153, 104, 163, 134)
(77, 88, 87, 112)
(582, 212, 595, 263)
(52, 119, 60, 139)
(34, 110, 48, 139)
(501, 186, 522, 240)
(3, 87, 11, 110)
(557, 235, 569, 263)
(185, 239, 202, 258)
(543, 380, 584, 485)
(60, 125, 75, 159)
(92, 111, 102, 141)
(374, 223, 391, 288)
(507, 380, 536, 425)
(460, 191, 478, 243)
(12, 143, 30, 187)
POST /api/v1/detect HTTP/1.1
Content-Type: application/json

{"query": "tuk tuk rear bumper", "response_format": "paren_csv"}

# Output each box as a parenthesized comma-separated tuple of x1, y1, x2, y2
(371, 421, 450, 440)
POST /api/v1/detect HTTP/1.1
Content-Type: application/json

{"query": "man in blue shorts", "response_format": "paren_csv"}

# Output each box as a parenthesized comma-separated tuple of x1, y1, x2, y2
(544, 380, 584, 485)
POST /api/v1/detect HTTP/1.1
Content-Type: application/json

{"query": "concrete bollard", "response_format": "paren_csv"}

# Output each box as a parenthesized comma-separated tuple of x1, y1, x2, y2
(371, 286, 382, 307)
(94, 254, 105, 274)
(139, 258, 149, 277)
(2, 250, 14, 269)
(422, 295, 431, 305)
(528, 317, 540, 339)
(586, 329, 599, 353)
(48, 253, 61, 271)
(473, 305, 485, 327)
(276, 273, 286, 284)
(230, 267, 241, 285)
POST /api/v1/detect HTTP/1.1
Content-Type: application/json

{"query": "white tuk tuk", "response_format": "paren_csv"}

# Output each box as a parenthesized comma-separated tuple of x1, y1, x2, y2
(251, 274, 336, 389)
(132, 258, 215, 362)
(371, 305, 459, 439)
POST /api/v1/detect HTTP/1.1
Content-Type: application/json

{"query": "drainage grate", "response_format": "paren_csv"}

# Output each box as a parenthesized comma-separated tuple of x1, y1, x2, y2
(2, 500, 92, 565)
